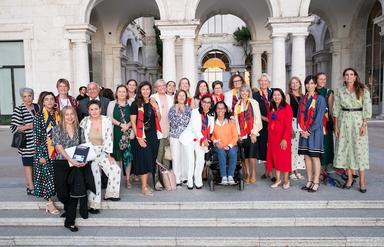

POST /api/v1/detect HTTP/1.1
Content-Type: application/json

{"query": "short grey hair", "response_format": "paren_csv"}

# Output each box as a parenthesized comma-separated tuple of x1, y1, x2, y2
(239, 84, 253, 98)
(155, 79, 165, 87)
(19, 87, 34, 100)
(258, 73, 271, 83)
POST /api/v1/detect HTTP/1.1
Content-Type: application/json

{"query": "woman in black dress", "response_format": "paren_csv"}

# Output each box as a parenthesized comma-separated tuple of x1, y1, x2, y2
(130, 81, 161, 196)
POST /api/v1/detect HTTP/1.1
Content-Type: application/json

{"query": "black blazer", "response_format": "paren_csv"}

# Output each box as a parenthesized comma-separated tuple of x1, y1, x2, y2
(252, 88, 272, 117)
(77, 96, 110, 121)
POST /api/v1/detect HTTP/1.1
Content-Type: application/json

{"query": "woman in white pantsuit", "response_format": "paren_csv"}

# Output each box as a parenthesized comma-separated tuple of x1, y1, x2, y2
(179, 95, 214, 189)
(79, 100, 121, 213)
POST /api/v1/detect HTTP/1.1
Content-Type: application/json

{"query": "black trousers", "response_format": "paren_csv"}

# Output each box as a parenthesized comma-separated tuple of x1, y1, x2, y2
(65, 196, 88, 226)
(53, 160, 71, 211)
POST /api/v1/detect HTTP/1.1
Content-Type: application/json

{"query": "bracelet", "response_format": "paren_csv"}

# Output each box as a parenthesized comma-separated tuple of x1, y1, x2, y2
(118, 122, 122, 127)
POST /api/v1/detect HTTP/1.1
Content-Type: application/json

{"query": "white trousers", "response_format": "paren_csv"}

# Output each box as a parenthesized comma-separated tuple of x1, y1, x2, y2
(170, 137, 188, 184)
(88, 146, 121, 209)
(183, 142, 205, 187)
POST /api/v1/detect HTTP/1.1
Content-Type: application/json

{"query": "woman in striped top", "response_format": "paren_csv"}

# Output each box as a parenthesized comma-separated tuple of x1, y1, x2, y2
(10, 88, 39, 195)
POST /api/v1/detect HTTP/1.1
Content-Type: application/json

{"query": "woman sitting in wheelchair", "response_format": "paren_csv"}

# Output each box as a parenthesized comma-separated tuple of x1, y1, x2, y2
(211, 101, 239, 185)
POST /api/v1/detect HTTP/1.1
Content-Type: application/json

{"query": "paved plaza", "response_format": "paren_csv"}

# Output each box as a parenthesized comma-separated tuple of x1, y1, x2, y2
(0, 121, 383, 246)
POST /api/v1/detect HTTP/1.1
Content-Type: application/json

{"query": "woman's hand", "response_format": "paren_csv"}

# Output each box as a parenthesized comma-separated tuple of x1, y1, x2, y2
(107, 155, 116, 165)
(202, 140, 210, 147)
(18, 123, 33, 132)
(69, 158, 85, 168)
(138, 138, 147, 148)
(120, 123, 129, 132)
(39, 158, 47, 165)
(149, 98, 159, 111)
(359, 122, 367, 136)
(250, 134, 257, 143)
(334, 127, 339, 139)
(300, 131, 309, 139)
(280, 139, 287, 150)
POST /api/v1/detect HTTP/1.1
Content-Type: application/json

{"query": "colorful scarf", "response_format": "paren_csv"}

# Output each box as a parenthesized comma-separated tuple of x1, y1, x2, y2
(231, 89, 239, 112)
(235, 99, 254, 138)
(43, 107, 60, 159)
(200, 113, 210, 145)
(212, 93, 224, 105)
(298, 93, 317, 132)
(187, 96, 193, 107)
(136, 104, 162, 139)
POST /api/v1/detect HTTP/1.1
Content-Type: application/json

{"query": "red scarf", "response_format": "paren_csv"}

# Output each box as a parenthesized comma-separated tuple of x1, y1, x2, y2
(200, 113, 210, 145)
(235, 100, 254, 138)
(299, 93, 317, 132)
(260, 89, 270, 116)
(136, 104, 162, 139)
(212, 93, 224, 104)
(187, 96, 193, 107)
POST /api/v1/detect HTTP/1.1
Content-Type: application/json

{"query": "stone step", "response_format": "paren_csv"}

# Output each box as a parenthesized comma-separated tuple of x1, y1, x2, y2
(1, 200, 384, 210)
(0, 226, 383, 246)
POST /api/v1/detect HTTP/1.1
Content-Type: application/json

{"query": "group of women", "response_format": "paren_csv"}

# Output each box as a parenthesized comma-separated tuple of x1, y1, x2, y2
(10, 67, 372, 232)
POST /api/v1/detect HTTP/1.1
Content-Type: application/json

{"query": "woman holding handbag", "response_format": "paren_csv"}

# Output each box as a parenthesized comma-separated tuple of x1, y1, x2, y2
(107, 85, 133, 189)
(10, 88, 40, 196)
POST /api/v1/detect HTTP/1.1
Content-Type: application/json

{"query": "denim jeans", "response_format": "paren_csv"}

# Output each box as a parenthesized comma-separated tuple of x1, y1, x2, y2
(214, 146, 238, 177)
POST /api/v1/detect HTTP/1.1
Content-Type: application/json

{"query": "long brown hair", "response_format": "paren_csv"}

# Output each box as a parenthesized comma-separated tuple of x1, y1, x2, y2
(59, 106, 79, 133)
(288, 76, 303, 96)
(342, 68, 365, 100)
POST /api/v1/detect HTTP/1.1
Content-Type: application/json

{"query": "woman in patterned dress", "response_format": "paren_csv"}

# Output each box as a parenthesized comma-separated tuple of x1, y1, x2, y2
(333, 68, 372, 193)
(298, 76, 327, 192)
(107, 85, 133, 189)
(286, 77, 305, 180)
(80, 100, 121, 213)
(10, 88, 39, 195)
(33, 91, 60, 214)
(168, 90, 192, 186)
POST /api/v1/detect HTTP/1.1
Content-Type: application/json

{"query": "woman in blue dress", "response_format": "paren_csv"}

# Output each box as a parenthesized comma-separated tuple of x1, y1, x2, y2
(298, 75, 327, 192)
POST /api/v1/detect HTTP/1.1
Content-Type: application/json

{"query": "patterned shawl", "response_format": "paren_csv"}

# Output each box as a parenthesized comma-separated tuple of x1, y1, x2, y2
(235, 99, 254, 138)
(136, 104, 162, 139)
(43, 107, 60, 159)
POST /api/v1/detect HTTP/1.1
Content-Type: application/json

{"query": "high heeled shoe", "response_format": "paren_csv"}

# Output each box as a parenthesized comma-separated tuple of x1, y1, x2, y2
(26, 187, 34, 196)
(343, 180, 355, 189)
(301, 181, 313, 191)
(308, 183, 320, 192)
(46, 202, 60, 215)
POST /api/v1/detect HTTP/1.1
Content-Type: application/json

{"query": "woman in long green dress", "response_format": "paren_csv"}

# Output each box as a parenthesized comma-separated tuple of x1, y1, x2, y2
(333, 68, 372, 193)
(107, 85, 133, 188)
(315, 73, 334, 169)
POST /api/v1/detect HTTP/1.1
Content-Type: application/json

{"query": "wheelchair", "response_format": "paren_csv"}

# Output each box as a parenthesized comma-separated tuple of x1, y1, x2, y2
(205, 142, 245, 191)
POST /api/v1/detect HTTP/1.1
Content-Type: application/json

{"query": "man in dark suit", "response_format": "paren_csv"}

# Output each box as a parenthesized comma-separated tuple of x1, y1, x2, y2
(77, 82, 110, 121)
(77, 82, 110, 191)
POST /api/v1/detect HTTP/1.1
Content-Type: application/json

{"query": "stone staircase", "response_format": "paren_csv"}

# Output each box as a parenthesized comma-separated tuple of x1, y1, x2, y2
(0, 200, 384, 246)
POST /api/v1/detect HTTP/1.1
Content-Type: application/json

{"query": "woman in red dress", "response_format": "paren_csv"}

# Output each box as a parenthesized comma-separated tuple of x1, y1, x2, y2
(267, 88, 293, 189)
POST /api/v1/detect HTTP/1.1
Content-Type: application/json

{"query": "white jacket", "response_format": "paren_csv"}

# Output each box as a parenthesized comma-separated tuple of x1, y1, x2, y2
(179, 108, 214, 146)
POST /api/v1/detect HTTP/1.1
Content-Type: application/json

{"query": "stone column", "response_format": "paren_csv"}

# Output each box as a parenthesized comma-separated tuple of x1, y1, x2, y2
(329, 40, 342, 91)
(112, 45, 124, 87)
(291, 33, 307, 84)
(374, 15, 384, 117)
(271, 34, 287, 91)
(161, 36, 176, 83)
(266, 51, 273, 76)
(65, 24, 96, 95)
(181, 35, 197, 92)
(251, 49, 262, 88)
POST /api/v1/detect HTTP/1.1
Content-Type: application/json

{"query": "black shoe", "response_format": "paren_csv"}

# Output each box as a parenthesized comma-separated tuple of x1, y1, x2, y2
(187, 186, 193, 190)
(65, 225, 78, 232)
(26, 188, 34, 196)
(88, 208, 100, 214)
(260, 174, 267, 179)
(182, 180, 188, 184)
(343, 180, 355, 189)
(104, 197, 121, 201)
(271, 177, 277, 183)
(359, 188, 367, 193)
(60, 212, 67, 218)
(308, 183, 320, 193)
(195, 185, 203, 189)
(301, 181, 313, 191)
(176, 183, 182, 187)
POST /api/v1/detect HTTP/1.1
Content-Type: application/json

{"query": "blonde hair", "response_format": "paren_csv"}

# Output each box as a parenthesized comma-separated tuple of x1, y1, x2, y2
(258, 73, 271, 83)
(59, 106, 79, 133)
(239, 84, 253, 99)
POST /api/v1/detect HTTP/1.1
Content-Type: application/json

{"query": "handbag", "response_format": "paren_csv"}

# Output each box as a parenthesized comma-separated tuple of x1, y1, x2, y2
(156, 161, 176, 191)
(163, 145, 172, 161)
(11, 132, 26, 148)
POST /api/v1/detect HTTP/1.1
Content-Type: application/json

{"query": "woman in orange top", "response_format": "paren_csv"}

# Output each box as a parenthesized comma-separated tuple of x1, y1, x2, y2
(211, 101, 239, 185)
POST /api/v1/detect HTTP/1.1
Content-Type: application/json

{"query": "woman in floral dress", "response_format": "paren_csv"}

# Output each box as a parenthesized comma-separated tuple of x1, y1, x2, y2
(333, 68, 372, 193)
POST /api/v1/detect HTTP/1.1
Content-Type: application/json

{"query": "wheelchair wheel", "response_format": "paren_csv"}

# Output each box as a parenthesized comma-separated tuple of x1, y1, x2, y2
(207, 167, 214, 191)
(238, 169, 244, 191)
(239, 180, 245, 191)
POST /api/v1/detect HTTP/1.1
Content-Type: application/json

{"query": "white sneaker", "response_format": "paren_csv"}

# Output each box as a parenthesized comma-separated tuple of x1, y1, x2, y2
(296, 173, 305, 180)
(220, 176, 228, 185)
(289, 173, 298, 180)
(228, 176, 236, 185)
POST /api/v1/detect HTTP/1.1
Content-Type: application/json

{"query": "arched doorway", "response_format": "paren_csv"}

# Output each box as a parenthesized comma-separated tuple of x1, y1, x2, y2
(201, 50, 231, 89)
